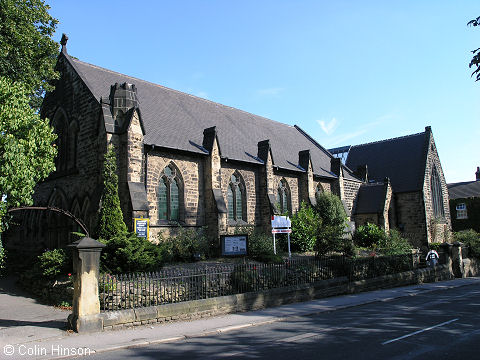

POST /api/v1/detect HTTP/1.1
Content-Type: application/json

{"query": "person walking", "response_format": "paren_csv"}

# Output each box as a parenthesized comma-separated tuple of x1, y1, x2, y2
(426, 249, 439, 268)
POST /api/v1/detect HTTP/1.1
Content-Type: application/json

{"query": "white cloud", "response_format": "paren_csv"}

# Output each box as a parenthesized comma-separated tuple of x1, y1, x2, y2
(323, 129, 367, 148)
(255, 87, 285, 97)
(317, 118, 338, 135)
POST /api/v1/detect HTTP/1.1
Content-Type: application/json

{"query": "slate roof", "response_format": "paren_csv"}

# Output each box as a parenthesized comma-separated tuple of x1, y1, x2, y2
(64, 53, 340, 179)
(447, 181, 480, 199)
(345, 131, 428, 193)
(354, 183, 387, 214)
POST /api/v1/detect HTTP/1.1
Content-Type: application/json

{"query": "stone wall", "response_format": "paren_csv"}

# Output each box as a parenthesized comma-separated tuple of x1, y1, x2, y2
(274, 172, 300, 214)
(99, 265, 452, 330)
(343, 179, 362, 216)
(422, 130, 452, 243)
(395, 191, 426, 248)
(6, 54, 104, 251)
(220, 162, 259, 226)
(314, 179, 332, 194)
(146, 149, 205, 239)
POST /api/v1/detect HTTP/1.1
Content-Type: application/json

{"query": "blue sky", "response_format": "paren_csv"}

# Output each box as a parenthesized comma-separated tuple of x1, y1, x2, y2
(48, 0, 480, 183)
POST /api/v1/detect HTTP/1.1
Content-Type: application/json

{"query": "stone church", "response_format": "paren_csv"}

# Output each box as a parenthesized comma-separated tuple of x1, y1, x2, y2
(5, 36, 451, 253)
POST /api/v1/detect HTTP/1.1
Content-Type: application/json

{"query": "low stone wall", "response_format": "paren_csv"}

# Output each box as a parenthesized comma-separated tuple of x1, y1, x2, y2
(462, 258, 480, 277)
(100, 265, 452, 330)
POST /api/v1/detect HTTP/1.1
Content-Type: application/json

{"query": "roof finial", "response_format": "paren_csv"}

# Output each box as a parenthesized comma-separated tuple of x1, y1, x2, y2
(60, 33, 69, 53)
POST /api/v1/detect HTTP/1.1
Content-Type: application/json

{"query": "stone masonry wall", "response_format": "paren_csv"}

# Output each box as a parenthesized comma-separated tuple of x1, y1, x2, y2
(221, 162, 259, 225)
(146, 150, 205, 240)
(422, 132, 452, 243)
(274, 173, 300, 214)
(343, 179, 362, 216)
(395, 191, 426, 248)
(314, 179, 332, 194)
(10, 54, 105, 250)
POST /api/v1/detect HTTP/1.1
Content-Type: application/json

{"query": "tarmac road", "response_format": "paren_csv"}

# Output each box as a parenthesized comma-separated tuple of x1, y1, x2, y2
(89, 282, 480, 360)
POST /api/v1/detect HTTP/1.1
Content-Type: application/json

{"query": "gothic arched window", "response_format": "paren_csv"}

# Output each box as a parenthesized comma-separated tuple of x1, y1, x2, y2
(227, 173, 245, 221)
(431, 166, 445, 218)
(68, 120, 79, 170)
(158, 165, 182, 221)
(315, 183, 324, 198)
(53, 110, 68, 173)
(277, 178, 291, 214)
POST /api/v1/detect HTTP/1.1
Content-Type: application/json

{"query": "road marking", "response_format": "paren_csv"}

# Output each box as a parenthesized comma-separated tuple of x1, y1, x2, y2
(279, 332, 318, 342)
(381, 318, 459, 345)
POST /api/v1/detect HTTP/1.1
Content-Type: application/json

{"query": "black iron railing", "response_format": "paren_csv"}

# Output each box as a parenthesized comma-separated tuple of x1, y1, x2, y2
(99, 253, 414, 311)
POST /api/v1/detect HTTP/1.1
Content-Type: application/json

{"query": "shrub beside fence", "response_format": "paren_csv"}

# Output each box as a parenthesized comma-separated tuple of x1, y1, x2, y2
(99, 254, 415, 311)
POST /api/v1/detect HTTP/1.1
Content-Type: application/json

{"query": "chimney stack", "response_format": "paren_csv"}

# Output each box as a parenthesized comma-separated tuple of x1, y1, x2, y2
(476, 167, 480, 181)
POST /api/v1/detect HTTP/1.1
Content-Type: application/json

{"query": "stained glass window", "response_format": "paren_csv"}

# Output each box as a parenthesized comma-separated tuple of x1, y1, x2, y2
(277, 179, 290, 214)
(228, 173, 245, 221)
(158, 165, 181, 221)
(158, 179, 167, 220)
(431, 166, 445, 218)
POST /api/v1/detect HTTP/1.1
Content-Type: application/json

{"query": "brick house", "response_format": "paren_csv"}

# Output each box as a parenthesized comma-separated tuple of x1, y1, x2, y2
(332, 128, 452, 247)
(5, 36, 450, 252)
(447, 167, 480, 233)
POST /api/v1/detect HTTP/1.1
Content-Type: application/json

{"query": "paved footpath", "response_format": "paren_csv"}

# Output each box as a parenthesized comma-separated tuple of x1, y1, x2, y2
(0, 276, 69, 348)
(1, 277, 479, 359)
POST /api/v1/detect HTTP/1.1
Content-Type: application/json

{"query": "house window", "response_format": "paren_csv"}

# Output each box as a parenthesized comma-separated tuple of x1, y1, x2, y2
(227, 173, 245, 221)
(456, 203, 468, 219)
(158, 165, 181, 221)
(277, 178, 291, 214)
(431, 166, 445, 218)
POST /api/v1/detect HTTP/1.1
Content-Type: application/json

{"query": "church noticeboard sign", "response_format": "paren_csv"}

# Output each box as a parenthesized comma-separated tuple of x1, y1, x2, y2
(221, 235, 248, 256)
(134, 218, 149, 240)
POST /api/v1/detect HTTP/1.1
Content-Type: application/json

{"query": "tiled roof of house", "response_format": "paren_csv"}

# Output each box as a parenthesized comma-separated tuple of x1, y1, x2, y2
(447, 181, 480, 199)
(65, 54, 341, 179)
(354, 183, 387, 214)
(345, 131, 428, 193)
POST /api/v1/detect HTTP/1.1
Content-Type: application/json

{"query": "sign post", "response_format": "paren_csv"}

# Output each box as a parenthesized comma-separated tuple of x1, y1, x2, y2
(134, 218, 149, 240)
(271, 215, 292, 258)
(221, 235, 248, 256)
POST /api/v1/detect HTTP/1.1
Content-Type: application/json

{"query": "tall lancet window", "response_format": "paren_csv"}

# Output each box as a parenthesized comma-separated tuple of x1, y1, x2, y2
(277, 178, 291, 214)
(227, 173, 245, 221)
(158, 165, 181, 221)
(431, 166, 445, 218)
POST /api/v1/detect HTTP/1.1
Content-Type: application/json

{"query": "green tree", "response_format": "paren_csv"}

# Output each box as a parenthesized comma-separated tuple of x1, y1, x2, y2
(96, 144, 127, 240)
(0, 0, 59, 108)
(468, 16, 480, 81)
(314, 192, 348, 255)
(290, 201, 321, 252)
(96, 145, 165, 273)
(0, 76, 57, 231)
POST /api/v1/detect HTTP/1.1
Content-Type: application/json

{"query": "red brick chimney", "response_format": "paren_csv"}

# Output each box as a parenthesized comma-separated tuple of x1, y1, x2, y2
(476, 167, 480, 181)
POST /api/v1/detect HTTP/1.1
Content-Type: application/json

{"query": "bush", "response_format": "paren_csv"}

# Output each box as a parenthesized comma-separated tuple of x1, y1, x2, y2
(353, 223, 386, 248)
(290, 202, 321, 252)
(455, 229, 480, 258)
(379, 229, 412, 255)
(314, 192, 348, 255)
(428, 242, 443, 251)
(157, 227, 210, 263)
(101, 232, 163, 273)
(37, 249, 70, 279)
(248, 230, 283, 263)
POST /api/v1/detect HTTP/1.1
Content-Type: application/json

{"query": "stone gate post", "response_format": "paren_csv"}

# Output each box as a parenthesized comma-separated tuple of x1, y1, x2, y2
(451, 242, 465, 278)
(67, 237, 105, 333)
